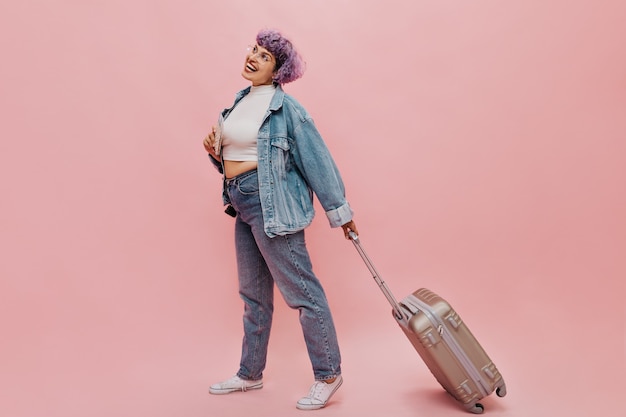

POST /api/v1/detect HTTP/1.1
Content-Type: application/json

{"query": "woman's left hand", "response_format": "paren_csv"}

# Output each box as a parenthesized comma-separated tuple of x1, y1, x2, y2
(341, 220, 358, 240)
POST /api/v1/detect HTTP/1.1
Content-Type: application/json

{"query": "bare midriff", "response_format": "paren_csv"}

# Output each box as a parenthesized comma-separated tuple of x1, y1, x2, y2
(224, 160, 258, 179)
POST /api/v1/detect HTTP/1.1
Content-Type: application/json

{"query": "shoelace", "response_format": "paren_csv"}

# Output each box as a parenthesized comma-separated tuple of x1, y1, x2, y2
(307, 381, 330, 400)
(239, 378, 260, 392)
(225, 376, 252, 392)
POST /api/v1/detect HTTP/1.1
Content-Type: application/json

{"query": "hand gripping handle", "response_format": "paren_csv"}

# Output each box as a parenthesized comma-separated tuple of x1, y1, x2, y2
(348, 232, 405, 320)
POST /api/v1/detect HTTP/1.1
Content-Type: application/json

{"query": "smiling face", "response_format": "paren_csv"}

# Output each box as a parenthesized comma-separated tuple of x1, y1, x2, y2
(241, 44, 276, 86)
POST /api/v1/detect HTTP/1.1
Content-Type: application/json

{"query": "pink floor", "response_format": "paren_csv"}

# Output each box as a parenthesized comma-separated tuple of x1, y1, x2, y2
(2, 240, 624, 417)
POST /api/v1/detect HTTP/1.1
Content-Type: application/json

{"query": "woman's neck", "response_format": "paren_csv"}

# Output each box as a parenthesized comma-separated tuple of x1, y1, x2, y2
(250, 84, 276, 94)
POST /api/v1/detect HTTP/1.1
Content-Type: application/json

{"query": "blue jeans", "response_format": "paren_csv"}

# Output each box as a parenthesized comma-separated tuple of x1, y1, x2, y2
(225, 169, 342, 382)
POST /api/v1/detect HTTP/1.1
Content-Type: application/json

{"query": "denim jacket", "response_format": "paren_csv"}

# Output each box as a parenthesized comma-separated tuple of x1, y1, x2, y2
(209, 85, 353, 237)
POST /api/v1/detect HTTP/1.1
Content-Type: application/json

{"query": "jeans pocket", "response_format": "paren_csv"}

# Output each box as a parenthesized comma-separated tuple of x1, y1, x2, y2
(237, 174, 259, 195)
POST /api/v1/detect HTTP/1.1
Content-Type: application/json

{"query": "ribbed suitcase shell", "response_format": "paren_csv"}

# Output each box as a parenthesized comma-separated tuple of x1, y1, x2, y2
(396, 288, 506, 413)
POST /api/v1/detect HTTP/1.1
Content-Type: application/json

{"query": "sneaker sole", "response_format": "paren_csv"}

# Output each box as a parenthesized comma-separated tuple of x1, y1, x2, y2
(209, 383, 263, 395)
(296, 379, 343, 410)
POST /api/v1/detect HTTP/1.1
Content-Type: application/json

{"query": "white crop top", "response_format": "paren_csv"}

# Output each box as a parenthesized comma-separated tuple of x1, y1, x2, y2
(221, 84, 276, 161)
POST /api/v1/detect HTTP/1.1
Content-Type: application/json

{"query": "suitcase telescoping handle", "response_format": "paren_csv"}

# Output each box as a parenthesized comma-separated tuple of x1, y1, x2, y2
(348, 231, 405, 320)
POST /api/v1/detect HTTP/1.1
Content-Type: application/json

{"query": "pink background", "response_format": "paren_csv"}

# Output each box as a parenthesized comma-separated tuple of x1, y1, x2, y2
(1, 1, 624, 416)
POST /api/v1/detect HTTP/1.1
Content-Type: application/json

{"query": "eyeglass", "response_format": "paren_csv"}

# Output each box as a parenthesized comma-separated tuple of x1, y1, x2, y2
(246, 44, 275, 64)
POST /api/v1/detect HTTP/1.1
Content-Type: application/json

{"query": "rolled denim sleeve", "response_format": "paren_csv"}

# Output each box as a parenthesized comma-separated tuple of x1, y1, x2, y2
(325, 201, 354, 228)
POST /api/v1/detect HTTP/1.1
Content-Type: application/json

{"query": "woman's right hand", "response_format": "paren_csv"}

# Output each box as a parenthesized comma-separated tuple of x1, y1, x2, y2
(203, 126, 219, 160)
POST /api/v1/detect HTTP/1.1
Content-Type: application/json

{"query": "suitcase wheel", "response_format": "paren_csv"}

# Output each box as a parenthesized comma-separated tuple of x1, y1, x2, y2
(496, 386, 507, 397)
(469, 403, 484, 414)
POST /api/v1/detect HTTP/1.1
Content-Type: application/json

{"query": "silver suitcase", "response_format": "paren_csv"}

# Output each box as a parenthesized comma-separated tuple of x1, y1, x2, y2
(350, 233, 507, 413)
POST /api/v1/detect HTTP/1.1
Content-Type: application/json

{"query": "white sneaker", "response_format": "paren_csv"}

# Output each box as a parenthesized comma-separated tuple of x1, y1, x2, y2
(209, 375, 263, 395)
(296, 375, 343, 410)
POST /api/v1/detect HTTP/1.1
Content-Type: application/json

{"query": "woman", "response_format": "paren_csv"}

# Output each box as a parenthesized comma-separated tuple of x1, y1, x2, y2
(203, 29, 358, 411)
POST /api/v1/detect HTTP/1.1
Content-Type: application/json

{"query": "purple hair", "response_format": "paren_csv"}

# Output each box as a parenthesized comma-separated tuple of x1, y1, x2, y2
(256, 29, 305, 85)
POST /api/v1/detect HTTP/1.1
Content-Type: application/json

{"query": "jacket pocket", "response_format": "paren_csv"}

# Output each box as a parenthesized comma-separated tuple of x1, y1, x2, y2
(269, 137, 291, 180)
